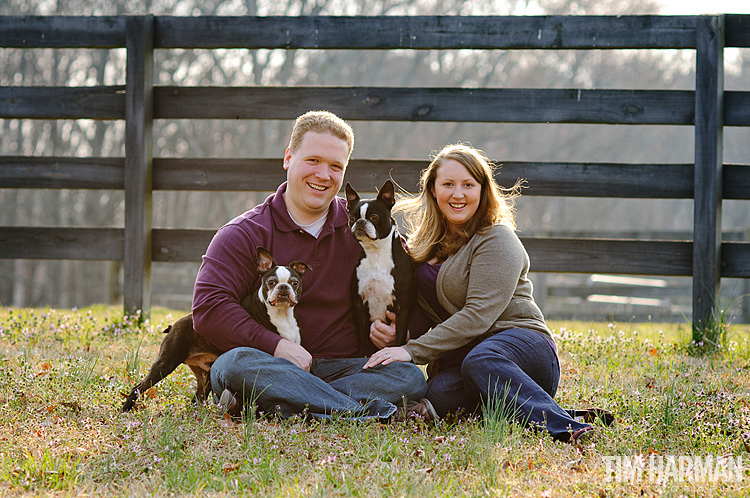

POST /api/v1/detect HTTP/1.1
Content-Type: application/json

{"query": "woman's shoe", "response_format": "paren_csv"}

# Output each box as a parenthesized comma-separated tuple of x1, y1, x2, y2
(570, 426, 597, 445)
(405, 398, 439, 422)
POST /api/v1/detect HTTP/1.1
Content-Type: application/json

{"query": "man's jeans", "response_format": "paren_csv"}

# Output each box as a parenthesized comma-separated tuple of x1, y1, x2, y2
(211, 347, 427, 420)
(425, 328, 590, 439)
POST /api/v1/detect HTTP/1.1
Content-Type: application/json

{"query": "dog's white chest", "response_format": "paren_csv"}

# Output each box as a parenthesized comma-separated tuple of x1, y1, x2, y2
(267, 307, 301, 345)
(356, 236, 396, 322)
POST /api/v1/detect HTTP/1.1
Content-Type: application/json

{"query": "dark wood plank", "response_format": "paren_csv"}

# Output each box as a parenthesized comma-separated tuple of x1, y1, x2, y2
(0, 157, 124, 189)
(1, 228, 703, 279)
(724, 164, 750, 200)
(0, 227, 123, 259)
(521, 237, 693, 275)
(2, 14, 746, 50)
(722, 242, 750, 278)
(152, 158, 284, 192)
(726, 14, 750, 48)
(692, 15, 725, 328)
(124, 15, 154, 317)
(0, 86, 746, 126)
(0, 16, 125, 48)
(154, 87, 696, 125)
(0, 227, 211, 263)
(153, 158, 427, 192)
(347, 161, 697, 198)
(499, 162, 694, 198)
(0, 86, 125, 119)
(152, 159, 696, 198)
(0, 156, 708, 199)
(155, 15, 698, 49)
(725, 91, 750, 126)
(152, 229, 214, 262)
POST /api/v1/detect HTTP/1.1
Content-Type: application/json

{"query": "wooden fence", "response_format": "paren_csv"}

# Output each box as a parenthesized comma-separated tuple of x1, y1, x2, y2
(1, 15, 749, 326)
(532, 229, 750, 324)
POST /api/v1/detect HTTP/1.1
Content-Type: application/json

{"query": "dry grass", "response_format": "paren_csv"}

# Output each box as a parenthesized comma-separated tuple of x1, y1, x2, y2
(0, 306, 749, 497)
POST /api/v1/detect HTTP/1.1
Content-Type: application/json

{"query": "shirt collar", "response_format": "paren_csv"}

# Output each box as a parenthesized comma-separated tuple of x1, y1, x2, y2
(271, 182, 350, 234)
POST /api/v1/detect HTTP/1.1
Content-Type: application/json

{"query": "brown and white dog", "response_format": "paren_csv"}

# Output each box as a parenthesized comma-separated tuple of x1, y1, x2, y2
(121, 247, 310, 412)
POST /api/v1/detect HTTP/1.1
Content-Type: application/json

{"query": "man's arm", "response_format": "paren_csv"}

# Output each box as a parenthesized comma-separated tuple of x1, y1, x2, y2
(192, 224, 288, 356)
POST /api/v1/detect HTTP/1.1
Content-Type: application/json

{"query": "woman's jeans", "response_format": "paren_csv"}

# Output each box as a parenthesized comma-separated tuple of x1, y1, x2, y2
(210, 347, 427, 421)
(425, 328, 590, 440)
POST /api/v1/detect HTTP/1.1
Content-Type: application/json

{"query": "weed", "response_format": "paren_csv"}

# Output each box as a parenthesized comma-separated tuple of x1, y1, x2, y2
(480, 379, 527, 447)
(690, 301, 734, 355)
(124, 337, 144, 382)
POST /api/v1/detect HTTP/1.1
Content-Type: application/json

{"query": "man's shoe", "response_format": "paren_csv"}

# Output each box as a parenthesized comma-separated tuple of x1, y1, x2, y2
(218, 389, 242, 419)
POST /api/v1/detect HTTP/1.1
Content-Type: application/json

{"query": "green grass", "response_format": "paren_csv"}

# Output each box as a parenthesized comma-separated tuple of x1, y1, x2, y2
(1, 306, 749, 497)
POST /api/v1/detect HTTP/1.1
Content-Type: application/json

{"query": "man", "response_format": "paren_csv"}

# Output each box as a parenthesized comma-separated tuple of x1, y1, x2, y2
(192, 110, 426, 420)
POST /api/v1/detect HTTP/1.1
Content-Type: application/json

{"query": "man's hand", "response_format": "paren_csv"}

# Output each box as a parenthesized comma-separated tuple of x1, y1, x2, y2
(370, 310, 399, 349)
(274, 339, 312, 372)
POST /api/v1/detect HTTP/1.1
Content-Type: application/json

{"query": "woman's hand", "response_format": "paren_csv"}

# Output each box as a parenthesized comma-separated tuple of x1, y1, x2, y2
(369, 310, 398, 349)
(363, 346, 412, 369)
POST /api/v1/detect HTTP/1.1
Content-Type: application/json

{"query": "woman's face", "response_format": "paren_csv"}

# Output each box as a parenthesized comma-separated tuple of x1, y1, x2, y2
(431, 159, 482, 233)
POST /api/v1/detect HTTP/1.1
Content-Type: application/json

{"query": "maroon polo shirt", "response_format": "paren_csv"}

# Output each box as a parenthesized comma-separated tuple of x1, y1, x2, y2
(192, 182, 363, 358)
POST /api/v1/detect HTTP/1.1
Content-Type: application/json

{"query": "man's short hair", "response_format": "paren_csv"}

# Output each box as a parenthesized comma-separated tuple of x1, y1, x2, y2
(288, 111, 355, 159)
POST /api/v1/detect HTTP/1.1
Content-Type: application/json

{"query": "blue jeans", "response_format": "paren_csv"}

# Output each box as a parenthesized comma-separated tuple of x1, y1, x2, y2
(425, 328, 590, 440)
(210, 347, 427, 421)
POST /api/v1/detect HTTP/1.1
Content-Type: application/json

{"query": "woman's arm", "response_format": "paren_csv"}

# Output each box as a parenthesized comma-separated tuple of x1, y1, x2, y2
(402, 226, 526, 364)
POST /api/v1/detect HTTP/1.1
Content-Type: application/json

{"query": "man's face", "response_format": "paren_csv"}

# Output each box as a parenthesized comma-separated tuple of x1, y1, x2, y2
(283, 131, 350, 224)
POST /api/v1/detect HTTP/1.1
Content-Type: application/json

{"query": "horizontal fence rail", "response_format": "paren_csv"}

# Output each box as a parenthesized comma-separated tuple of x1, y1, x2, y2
(2, 15, 750, 49)
(2, 86, 750, 125)
(1, 14, 749, 322)
(2, 158, 750, 200)
(2, 227, 748, 278)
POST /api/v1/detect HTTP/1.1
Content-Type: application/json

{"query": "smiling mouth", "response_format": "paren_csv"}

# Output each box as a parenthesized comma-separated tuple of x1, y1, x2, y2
(449, 202, 466, 209)
(308, 183, 327, 192)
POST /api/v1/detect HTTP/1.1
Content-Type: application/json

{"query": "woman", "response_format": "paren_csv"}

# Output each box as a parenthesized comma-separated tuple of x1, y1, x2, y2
(364, 143, 610, 443)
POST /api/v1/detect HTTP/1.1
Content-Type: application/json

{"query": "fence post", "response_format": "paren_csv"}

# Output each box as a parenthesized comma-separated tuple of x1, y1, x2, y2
(743, 229, 750, 325)
(692, 15, 725, 336)
(124, 15, 154, 319)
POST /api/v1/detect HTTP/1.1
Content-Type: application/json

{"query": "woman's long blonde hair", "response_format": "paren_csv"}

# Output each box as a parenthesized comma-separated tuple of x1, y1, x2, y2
(395, 143, 522, 263)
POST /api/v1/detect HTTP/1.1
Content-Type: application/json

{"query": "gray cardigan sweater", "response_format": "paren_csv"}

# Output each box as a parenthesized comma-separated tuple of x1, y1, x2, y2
(402, 224, 554, 365)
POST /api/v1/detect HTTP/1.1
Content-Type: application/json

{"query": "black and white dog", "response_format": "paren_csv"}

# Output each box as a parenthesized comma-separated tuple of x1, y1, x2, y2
(345, 179, 415, 356)
(121, 247, 310, 412)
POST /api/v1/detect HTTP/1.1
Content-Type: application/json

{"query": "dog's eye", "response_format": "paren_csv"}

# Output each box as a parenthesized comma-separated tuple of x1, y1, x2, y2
(267, 277, 277, 287)
(290, 278, 299, 287)
(369, 213, 379, 222)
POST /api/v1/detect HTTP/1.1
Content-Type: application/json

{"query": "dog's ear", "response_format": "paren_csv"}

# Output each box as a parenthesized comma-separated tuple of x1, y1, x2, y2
(256, 247, 275, 273)
(288, 261, 312, 277)
(345, 182, 359, 210)
(377, 179, 395, 209)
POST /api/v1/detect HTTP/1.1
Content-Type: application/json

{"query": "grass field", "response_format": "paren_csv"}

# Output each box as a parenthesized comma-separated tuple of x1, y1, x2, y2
(0, 306, 748, 497)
